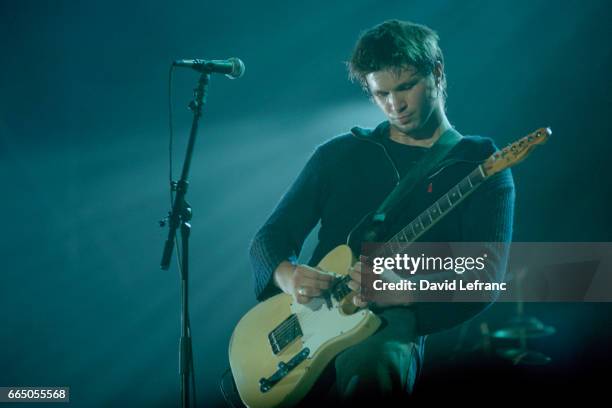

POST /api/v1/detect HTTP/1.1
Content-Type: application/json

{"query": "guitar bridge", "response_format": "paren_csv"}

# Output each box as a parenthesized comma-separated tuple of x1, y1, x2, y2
(259, 347, 310, 393)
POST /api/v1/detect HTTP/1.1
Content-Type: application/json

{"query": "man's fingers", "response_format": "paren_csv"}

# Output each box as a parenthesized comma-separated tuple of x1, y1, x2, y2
(298, 276, 330, 290)
(298, 266, 333, 281)
(349, 262, 362, 292)
(295, 286, 322, 298)
(296, 294, 310, 304)
(353, 294, 368, 308)
(310, 276, 331, 289)
(313, 266, 334, 280)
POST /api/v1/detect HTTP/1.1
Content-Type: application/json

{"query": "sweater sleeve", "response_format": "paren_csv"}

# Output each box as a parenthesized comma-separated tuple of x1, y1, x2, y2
(249, 147, 326, 301)
(412, 167, 515, 335)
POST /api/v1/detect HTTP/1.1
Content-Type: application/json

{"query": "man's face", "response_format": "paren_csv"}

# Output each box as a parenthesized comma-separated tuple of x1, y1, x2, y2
(366, 66, 438, 136)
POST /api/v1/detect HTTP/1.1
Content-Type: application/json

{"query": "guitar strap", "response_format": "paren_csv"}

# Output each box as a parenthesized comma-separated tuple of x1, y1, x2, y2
(372, 127, 462, 224)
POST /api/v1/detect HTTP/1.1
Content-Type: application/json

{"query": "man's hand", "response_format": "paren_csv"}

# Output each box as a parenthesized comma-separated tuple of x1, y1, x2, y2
(347, 261, 414, 308)
(273, 261, 333, 304)
(347, 261, 368, 308)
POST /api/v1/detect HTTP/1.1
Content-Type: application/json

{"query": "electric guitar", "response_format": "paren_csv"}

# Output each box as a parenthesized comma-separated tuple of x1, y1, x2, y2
(229, 128, 551, 408)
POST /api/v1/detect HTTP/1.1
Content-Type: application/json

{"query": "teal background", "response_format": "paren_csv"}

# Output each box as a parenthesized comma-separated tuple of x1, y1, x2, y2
(1, 0, 610, 406)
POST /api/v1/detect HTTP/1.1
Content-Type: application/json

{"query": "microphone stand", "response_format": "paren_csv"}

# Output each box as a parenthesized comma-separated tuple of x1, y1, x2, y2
(160, 71, 210, 408)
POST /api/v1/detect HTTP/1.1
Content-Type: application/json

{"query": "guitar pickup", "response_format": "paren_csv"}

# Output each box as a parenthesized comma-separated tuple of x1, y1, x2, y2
(268, 314, 303, 355)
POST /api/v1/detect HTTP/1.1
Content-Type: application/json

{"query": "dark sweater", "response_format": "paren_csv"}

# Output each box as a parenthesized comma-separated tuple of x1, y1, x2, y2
(249, 121, 515, 335)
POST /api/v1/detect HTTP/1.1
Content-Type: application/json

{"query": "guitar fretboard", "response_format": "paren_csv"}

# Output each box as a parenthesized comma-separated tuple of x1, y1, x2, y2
(378, 164, 488, 257)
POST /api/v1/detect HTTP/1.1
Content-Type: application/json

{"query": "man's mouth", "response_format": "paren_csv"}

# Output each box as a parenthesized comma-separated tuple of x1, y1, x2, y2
(394, 113, 412, 122)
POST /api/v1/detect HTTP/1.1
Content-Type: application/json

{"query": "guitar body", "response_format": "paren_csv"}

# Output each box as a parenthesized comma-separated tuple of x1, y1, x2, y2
(229, 245, 382, 408)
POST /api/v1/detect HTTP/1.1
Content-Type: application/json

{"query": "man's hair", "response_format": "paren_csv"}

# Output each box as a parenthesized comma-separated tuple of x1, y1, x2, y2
(347, 20, 446, 99)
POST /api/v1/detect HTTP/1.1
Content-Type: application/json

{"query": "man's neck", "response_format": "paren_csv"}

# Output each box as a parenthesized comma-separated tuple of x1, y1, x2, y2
(389, 109, 452, 148)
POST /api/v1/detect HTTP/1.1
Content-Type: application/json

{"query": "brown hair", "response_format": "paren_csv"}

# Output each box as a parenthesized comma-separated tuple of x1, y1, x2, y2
(347, 20, 446, 99)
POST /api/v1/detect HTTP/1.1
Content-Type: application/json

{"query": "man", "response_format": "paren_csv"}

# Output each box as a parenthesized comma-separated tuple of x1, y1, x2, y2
(249, 20, 514, 404)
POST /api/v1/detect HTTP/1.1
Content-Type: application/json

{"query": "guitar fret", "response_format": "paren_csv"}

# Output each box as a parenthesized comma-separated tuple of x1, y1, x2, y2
(428, 207, 436, 222)
(446, 194, 453, 207)
(458, 178, 471, 195)
(478, 165, 486, 179)
(430, 206, 440, 221)
(468, 173, 478, 186)
(449, 188, 460, 204)
(420, 214, 431, 229)
(470, 168, 485, 186)
(403, 227, 414, 242)
(438, 195, 449, 212)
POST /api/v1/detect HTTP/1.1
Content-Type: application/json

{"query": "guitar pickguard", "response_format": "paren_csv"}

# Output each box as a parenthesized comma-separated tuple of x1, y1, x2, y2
(290, 299, 370, 355)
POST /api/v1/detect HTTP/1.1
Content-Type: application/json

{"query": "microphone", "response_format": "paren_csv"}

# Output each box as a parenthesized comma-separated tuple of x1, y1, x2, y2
(173, 57, 245, 79)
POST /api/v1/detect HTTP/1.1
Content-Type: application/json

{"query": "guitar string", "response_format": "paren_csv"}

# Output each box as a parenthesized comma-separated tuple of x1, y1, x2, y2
(276, 191, 477, 339)
(271, 169, 488, 346)
(273, 272, 375, 342)
(271, 281, 351, 341)
(271, 277, 356, 341)
(272, 162, 518, 352)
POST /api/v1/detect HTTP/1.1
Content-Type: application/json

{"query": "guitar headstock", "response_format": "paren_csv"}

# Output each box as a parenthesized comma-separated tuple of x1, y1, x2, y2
(483, 127, 551, 176)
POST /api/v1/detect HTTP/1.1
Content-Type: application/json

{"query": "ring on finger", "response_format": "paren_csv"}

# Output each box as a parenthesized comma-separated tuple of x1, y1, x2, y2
(298, 287, 307, 296)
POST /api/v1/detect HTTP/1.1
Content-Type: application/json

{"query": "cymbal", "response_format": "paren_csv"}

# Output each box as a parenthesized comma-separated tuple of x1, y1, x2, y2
(492, 317, 556, 339)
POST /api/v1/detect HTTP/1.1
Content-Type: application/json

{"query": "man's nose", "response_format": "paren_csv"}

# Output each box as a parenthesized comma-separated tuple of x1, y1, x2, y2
(388, 93, 406, 113)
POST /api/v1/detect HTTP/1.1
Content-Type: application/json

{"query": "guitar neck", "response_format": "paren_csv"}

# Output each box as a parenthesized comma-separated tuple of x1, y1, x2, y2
(379, 164, 488, 257)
